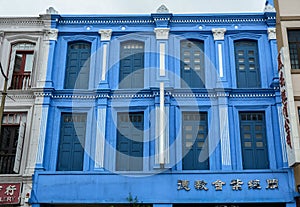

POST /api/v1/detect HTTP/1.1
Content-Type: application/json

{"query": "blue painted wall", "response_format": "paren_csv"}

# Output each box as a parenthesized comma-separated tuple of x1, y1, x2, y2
(31, 9, 296, 207)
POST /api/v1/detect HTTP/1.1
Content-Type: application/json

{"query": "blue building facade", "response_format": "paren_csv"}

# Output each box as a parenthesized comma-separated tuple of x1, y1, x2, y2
(31, 4, 297, 207)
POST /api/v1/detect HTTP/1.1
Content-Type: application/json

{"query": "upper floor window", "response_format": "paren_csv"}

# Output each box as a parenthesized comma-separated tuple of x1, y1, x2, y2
(182, 112, 209, 170)
(239, 112, 269, 169)
(116, 112, 144, 171)
(180, 40, 205, 88)
(64, 41, 91, 89)
(0, 113, 26, 174)
(119, 41, 144, 89)
(287, 30, 300, 69)
(234, 40, 261, 88)
(56, 113, 87, 171)
(9, 43, 34, 90)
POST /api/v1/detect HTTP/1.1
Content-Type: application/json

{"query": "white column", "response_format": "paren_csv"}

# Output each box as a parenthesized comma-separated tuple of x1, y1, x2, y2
(99, 29, 112, 82)
(154, 28, 169, 78)
(94, 107, 106, 169)
(159, 82, 165, 165)
(212, 28, 226, 79)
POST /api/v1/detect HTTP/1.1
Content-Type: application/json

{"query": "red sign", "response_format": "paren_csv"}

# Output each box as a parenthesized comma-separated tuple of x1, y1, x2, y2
(0, 183, 21, 205)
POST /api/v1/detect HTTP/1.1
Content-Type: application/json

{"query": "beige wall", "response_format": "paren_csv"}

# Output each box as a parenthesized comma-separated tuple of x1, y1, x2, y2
(278, 0, 300, 16)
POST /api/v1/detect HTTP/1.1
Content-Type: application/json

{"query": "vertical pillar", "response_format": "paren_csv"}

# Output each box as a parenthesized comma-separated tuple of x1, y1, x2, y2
(268, 28, 279, 82)
(34, 93, 51, 170)
(41, 29, 58, 88)
(154, 28, 170, 168)
(94, 101, 107, 170)
(98, 29, 112, 88)
(212, 28, 232, 170)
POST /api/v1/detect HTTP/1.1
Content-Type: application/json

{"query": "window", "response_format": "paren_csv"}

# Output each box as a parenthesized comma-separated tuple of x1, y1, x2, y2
(0, 113, 26, 174)
(234, 40, 260, 88)
(119, 41, 144, 89)
(287, 30, 300, 69)
(64, 41, 91, 89)
(180, 40, 205, 88)
(239, 112, 269, 169)
(182, 112, 209, 170)
(9, 43, 34, 90)
(56, 113, 87, 171)
(116, 112, 144, 171)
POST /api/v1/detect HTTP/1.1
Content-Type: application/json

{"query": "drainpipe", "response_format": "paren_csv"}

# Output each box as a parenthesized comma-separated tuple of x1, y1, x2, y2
(0, 62, 8, 137)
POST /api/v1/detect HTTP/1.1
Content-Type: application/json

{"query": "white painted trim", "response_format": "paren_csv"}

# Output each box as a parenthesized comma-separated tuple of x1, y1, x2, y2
(95, 108, 106, 169)
(159, 43, 166, 77)
(219, 106, 231, 166)
(101, 44, 108, 81)
(218, 43, 224, 78)
(159, 82, 165, 165)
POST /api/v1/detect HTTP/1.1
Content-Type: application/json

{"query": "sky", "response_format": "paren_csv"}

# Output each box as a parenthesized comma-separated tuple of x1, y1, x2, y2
(0, 0, 267, 16)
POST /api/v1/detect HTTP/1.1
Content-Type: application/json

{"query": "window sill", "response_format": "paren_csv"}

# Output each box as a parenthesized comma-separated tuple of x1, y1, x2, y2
(291, 69, 300, 74)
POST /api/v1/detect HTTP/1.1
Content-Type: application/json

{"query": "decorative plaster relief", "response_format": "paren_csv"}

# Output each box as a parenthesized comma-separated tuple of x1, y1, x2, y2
(99, 29, 112, 41)
(44, 29, 58, 41)
(264, 3, 275, 12)
(156, 4, 169, 13)
(268, 28, 276, 40)
(46, 7, 58, 14)
(212, 28, 226, 41)
(154, 28, 170, 40)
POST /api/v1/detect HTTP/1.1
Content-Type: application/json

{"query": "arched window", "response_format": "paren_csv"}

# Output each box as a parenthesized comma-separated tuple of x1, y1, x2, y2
(119, 40, 144, 89)
(180, 39, 205, 88)
(64, 41, 91, 89)
(234, 40, 260, 88)
(9, 42, 35, 90)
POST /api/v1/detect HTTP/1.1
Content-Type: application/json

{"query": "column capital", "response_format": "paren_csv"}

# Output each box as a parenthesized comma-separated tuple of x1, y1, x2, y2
(44, 29, 58, 41)
(212, 28, 226, 41)
(268, 28, 276, 40)
(99, 29, 112, 41)
(154, 28, 170, 40)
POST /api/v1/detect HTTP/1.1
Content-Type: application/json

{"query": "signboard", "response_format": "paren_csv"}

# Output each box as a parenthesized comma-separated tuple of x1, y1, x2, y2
(0, 183, 21, 204)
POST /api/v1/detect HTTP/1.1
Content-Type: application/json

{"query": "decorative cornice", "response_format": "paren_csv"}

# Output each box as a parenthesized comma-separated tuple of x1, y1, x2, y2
(212, 28, 226, 40)
(267, 28, 276, 40)
(99, 29, 112, 41)
(44, 29, 58, 41)
(0, 18, 44, 26)
(46, 7, 58, 14)
(58, 17, 154, 25)
(154, 28, 170, 40)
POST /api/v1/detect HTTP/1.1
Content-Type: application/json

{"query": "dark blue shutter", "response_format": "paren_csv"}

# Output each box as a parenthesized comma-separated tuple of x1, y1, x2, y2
(119, 41, 144, 89)
(57, 113, 86, 171)
(65, 42, 91, 89)
(116, 112, 144, 171)
(239, 112, 269, 169)
(235, 40, 260, 88)
(182, 112, 209, 170)
(181, 40, 205, 88)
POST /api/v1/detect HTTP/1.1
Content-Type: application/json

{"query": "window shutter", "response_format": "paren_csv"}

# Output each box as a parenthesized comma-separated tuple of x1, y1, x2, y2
(13, 121, 25, 173)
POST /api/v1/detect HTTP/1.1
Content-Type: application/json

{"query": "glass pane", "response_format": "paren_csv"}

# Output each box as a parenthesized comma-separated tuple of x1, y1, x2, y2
(186, 141, 193, 148)
(24, 54, 34, 72)
(194, 51, 201, 56)
(244, 134, 251, 139)
(184, 65, 190, 70)
(256, 142, 263, 147)
(239, 58, 245, 63)
(239, 65, 245, 70)
(245, 142, 252, 147)
(186, 134, 193, 139)
(197, 142, 204, 148)
(197, 134, 204, 139)
(185, 126, 192, 131)
(248, 51, 254, 56)
(255, 125, 262, 131)
(256, 134, 262, 139)
(184, 51, 190, 56)
(184, 58, 190, 63)
(249, 65, 255, 70)
(238, 50, 244, 56)
(249, 58, 255, 63)
(243, 125, 250, 131)
(14, 54, 22, 72)
(194, 64, 201, 70)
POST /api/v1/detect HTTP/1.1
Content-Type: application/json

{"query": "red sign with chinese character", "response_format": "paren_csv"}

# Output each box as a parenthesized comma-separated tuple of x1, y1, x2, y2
(0, 183, 21, 204)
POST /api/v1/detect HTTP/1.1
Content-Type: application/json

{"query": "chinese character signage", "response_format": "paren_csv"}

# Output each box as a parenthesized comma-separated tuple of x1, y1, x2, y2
(0, 183, 21, 204)
(177, 179, 278, 191)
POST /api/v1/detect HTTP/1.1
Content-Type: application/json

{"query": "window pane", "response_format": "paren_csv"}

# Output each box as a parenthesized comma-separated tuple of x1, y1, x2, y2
(24, 54, 34, 72)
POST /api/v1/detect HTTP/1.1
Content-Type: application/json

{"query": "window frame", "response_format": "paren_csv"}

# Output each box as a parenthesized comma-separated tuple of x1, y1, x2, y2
(287, 29, 300, 70)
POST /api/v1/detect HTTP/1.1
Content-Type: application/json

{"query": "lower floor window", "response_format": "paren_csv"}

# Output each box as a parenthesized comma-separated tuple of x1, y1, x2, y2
(239, 112, 269, 169)
(56, 113, 87, 171)
(0, 113, 26, 174)
(182, 112, 209, 170)
(116, 112, 144, 171)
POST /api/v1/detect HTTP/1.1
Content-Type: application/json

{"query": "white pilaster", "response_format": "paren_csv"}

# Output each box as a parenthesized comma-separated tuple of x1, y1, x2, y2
(94, 108, 106, 169)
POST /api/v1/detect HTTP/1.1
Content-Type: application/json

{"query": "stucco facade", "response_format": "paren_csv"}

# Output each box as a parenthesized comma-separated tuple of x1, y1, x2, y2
(0, 14, 52, 206)
(274, 0, 300, 195)
(29, 3, 297, 207)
